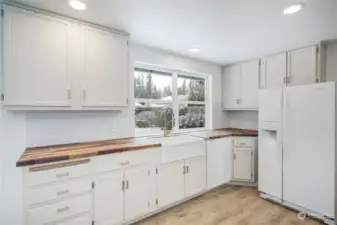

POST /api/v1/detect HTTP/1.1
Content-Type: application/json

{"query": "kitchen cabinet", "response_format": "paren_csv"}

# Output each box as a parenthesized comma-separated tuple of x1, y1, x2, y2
(94, 170, 124, 225)
(82, 27, 128, 108)
(206, 138, 232, 189)
(184, 156, 206, 197)
(260, 53, 287, 88)
(233, 147, 253, 181)
(222, 60, 260, 110)
(240, 60, 260, 109)
(2, 5, 129, 110)
(158, 155, 207, 208)
(124, 165, 151, 221)
(287, 46, 317, 86)
(222, 65, 241, 109)
(158, 161, 185, 208)
(3, 5, 71, 107)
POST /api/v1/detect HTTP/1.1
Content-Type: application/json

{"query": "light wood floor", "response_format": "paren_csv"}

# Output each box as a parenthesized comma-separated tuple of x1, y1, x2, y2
(135, 186, 323, 225)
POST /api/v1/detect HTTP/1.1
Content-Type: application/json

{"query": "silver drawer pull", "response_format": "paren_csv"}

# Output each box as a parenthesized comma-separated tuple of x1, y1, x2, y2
(57, 189, 70, 196)
(57, 206, 69, 213)
(56, 172, 70, 178)
(240, 142, 246, 145)
(120, 161, 130, 166)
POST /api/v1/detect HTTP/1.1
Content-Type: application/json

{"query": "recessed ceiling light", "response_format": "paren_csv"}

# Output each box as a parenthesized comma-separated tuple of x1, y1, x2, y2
(283, 4, 303, 15)
(69, 0, 86, 10)
(190, 48, 200, 53)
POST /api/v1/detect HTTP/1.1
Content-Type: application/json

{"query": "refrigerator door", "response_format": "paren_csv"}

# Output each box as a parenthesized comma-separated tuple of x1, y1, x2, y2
(258, 88, 283, 199)
(283, 82, 335, 218)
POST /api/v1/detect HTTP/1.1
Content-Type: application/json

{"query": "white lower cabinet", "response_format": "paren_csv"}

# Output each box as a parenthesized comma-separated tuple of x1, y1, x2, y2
(184, 157, 206, 197)
(158, 156, 207, 209)
(233, 147, 253, 181)
(158, 161, 185, 208)
(206, 138, 232, 189)
(94, 170, 124, 225)
(124, 165, 151, 221)
(56, 213, 92, 225)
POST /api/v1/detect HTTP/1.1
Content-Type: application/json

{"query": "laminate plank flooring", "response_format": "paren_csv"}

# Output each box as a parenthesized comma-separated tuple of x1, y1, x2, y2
(135, 186, 323, 225)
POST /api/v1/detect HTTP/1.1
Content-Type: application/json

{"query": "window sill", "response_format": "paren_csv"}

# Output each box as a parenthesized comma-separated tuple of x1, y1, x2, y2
(135, 127, 211, 138)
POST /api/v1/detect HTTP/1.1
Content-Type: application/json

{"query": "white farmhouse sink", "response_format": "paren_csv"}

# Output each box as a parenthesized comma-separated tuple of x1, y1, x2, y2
(148, 135, 205, 164)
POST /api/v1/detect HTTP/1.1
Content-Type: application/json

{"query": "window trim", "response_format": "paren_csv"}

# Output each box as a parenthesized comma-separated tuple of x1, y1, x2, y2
(134, 63, 211, 135)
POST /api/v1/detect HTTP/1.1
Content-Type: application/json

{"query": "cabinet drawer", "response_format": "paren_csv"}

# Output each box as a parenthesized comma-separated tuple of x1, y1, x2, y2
(93, 148, 160, 173)
(26, 160, 91, 187)
(233, 138, 254, 147)
(27, 193, 92, 225)
(55, 213, 92, 225)
(27, 179, 92, 206)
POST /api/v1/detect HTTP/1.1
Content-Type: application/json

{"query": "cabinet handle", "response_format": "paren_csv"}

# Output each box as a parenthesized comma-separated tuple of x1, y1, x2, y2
(56, 172, 69, 178)
(122, 181, 125, 190)
(57, 206, 69, 213)
(186, 166, 189, 174)
(126, 180, 129, 189)
(120, 161, 130, 166)
(233, 154, 236, 160)
(57, 189, 70, 196)
(67, 89, 71, 99)
(183, 166, 186, 174)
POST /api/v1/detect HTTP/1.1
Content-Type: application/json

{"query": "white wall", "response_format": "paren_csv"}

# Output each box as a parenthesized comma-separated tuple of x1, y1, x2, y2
(225, 111, 258, 130)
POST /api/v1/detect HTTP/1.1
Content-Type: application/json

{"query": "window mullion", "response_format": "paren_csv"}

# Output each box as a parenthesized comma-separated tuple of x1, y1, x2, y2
(172, 73, 179, 132)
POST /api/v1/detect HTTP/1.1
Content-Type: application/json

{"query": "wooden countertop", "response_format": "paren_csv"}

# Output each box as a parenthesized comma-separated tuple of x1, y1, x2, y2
(17, 128, 258, 167)
(16, 138, 162, 167)
(187, 128, 258, 140)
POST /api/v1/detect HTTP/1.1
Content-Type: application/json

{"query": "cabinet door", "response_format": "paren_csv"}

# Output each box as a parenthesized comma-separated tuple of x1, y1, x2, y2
(83, 27, 128, 107)
(94, 170, 124, 225)
(158, 161, 185, 208)
(124, 165, 151, 221)
(233, 148, 253, 181)
(206, 138, 232, 189)
(287, 46, 317, 86)
(261, 53, 287, 88)
(3, 6, 71, 107)
(240, 60, 260, 109)
(185, 156, 206, 197)
(222, 65, 241, 109)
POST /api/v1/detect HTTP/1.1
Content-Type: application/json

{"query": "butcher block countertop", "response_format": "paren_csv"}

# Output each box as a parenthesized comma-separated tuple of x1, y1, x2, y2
(17, 128, 258, 167)
(187, 128, 258, 140)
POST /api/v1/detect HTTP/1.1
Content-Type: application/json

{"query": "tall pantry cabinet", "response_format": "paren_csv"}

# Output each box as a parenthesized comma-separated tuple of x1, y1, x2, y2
(2, 5, 129, 110)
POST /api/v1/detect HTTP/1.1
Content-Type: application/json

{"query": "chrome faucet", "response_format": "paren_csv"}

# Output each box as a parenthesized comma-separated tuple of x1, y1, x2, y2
(161, 107, 174, 137)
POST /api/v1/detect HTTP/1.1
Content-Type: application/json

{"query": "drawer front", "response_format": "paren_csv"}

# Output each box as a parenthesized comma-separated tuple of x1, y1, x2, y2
(93, 148, 160, 173)
(55, 213, 92, 225)
(26, 160, 91, 187)
(27, 193, 92, 225)
(27, 179, 92, 206)
(233, 138, 254, 147)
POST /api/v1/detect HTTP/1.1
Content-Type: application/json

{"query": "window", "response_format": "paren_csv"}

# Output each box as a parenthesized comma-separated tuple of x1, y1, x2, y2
(134, 66, 209, 135)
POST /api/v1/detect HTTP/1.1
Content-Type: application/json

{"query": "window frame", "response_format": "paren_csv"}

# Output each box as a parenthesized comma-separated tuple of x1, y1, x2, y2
(134, 63, 210, 135)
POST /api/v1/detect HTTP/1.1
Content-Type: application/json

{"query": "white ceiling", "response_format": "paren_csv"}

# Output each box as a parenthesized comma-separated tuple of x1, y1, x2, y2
(12, 0, 337, 65)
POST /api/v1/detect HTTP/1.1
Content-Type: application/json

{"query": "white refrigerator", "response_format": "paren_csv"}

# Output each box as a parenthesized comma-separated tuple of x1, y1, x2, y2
(258, 82, 336, 224)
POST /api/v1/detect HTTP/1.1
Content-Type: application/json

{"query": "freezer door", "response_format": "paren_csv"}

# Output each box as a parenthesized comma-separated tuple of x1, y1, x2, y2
(258, 88, 283, 123)
(283, 82, 335, 218)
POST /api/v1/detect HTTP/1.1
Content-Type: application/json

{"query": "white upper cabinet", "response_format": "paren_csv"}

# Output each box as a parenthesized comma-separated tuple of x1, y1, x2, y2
(240, 60, 259, 109)
(260, 53, 287, 88)
(2, 6, 129, 110)
(222, 65, 241, 109)
(222, 59, 259, 110)
(82, 27, 128, 108)
(287, 46, 317, 86)
(3, 6, 71, 107)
